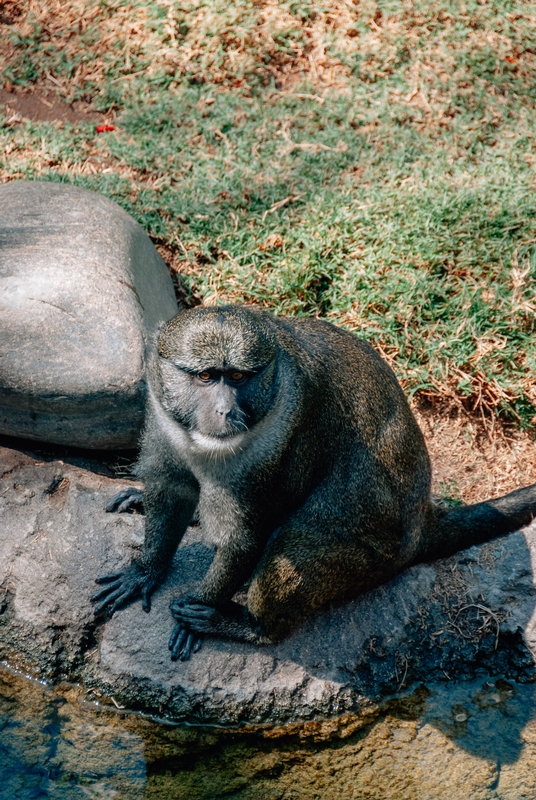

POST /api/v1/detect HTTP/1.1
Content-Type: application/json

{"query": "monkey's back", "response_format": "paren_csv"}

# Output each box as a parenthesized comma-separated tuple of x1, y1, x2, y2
(271, 315, 433, 562)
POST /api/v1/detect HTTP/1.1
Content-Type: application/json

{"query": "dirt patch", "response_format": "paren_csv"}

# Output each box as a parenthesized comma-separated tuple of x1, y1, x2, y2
(413, 401, 536, 506)
(0, 85, 101, 125)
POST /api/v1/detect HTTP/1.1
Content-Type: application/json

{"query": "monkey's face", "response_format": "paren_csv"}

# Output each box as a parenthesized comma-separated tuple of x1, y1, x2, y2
(156, 306, 279, 448)
(158, 360, 278, 447)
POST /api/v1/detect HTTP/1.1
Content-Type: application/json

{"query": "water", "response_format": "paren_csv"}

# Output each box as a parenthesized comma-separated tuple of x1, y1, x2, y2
(2, 665, 536, 799)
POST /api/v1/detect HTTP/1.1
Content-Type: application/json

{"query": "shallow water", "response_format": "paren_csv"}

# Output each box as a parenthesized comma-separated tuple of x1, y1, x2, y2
(2, 666, 536, 800)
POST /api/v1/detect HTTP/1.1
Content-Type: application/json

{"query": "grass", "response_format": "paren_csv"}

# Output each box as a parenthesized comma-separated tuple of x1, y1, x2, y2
(2, 0, 536, 426)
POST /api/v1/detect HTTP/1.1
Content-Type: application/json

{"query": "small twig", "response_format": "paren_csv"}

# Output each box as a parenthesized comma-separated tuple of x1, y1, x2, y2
(455, 603, 501, 649)
(170, 235, 189, 257)
(278, 92, 325, 105)
(110, 69, 147, 84)
(262, 193, 304, 222)
(221, 250, 242, 270)
(45, 71, 62, 88)
(397, 655, 409, 691)
(211, 128, 232, 149)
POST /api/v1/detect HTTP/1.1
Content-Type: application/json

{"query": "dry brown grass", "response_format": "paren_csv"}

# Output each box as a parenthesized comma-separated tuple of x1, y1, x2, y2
(414, 401, 536, 505)
(1, 0, 356, 100)
(3, 0, 535, 114)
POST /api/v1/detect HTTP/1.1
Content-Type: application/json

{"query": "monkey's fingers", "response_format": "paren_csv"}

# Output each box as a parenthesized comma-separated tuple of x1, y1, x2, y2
(170, 599, 215, 621)
(170, 612, 218, 634)
(169, 624, 202, 661)
(93, 588, 126, 616)
(117, 496, 144, 514)
(179, 632, 199, 661)
(109, 589, 141, 616)
(169, 623, 182, 651)
(141, 580, 157, 613)
(105, 488, 144, 514)
(169, 623, 181, 651)
(94, 572, 124, 585)
(91, 581, 122, 603)
(169, 623, 189, 661)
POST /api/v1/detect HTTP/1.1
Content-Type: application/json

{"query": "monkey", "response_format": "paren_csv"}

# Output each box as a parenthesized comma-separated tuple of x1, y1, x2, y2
(92, 305, 536, 661)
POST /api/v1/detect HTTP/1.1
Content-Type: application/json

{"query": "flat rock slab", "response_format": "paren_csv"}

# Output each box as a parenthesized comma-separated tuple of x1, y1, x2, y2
(2, 442, 536, 726)
(0, 181, 178, 449)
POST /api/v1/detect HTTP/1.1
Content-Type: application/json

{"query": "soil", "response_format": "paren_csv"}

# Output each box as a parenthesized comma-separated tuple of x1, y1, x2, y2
(0, 84, 102, 125)
(0, 12, 104, 127)
(413, 401, 536, 506)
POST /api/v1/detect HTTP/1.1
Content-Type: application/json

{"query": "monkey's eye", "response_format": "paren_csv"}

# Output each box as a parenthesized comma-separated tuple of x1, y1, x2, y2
(198, 371, 212, 382)
(229, 371, 244, 382)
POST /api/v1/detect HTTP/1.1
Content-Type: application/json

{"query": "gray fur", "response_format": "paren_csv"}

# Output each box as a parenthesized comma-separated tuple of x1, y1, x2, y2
(93, 305, 536, 661)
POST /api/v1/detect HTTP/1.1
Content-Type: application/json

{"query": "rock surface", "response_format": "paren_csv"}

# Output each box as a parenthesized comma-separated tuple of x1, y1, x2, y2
(2, 441, 536, 726)
(0, 181, 178, 449)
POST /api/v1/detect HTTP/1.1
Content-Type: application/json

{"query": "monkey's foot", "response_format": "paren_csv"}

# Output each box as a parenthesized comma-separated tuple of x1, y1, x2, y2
(168, 623, 203, 661)
(105, 487, 144, 514)
(91, 563, 158, 616)
(170, 597, 271, 645)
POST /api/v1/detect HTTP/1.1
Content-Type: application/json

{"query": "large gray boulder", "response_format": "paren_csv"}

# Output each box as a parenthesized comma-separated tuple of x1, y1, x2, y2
(1, 442, 536, 726)
(0, 181, 178, 449)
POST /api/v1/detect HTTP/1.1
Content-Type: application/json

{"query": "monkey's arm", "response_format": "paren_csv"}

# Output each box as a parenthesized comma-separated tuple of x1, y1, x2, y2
(168, 535, 269, 659)
(92, 472, 199, 616)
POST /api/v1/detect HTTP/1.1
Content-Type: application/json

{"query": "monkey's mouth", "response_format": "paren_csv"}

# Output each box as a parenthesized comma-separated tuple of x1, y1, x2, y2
(190, 429, 246, 452)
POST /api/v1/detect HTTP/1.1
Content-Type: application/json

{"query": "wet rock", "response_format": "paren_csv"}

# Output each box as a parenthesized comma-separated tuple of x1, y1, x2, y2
(0, 181, 178, 449)
(2, 442, 536, 726)
(6, 667, 536, 800)
(0, 670, 147, 800)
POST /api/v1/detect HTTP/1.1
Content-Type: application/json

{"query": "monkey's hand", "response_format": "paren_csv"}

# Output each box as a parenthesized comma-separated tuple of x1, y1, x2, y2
(91, 563, 158, 616)
(105, 487, 144, 514)
(168, 595, 218, 661)
(168, 622, 203, 662)
(170, 596, 271, 649)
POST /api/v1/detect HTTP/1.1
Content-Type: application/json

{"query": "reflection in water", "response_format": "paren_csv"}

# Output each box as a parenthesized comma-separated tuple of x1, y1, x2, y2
(0, 669, 146, 799)
(2, 666, 536, 799)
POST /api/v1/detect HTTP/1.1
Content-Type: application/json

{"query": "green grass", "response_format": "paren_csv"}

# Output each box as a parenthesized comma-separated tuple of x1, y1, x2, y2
(2, 0, 536, 424)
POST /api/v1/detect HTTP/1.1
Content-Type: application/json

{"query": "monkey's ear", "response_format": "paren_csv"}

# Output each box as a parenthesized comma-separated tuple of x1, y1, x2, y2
(143, 317, 177, 370)
(155, 315, 176, 337)
(155, 307, 191, 340)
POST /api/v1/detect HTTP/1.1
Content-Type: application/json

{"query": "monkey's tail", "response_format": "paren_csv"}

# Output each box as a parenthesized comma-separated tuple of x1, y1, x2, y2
(420, 482, 536, 562)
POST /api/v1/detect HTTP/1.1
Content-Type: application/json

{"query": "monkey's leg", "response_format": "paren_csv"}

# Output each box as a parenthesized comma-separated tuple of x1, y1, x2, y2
(247, 526, 398, 642)
(172, 523, 397, 650)
(106, 487, 144, 514)
(92, 475, 199, 616)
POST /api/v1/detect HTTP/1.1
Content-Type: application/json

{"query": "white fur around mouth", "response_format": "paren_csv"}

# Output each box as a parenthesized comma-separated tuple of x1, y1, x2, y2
(190, 430, 245, 452)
